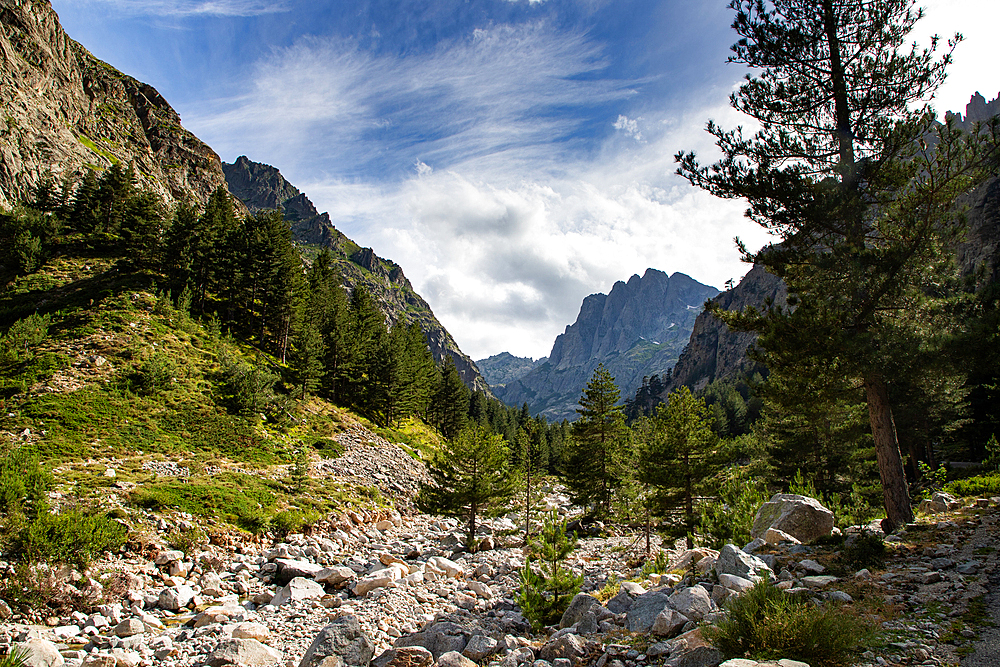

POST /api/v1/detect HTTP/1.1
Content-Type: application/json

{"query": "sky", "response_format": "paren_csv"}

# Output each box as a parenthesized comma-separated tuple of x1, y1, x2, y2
(50, 0, 1000, 361)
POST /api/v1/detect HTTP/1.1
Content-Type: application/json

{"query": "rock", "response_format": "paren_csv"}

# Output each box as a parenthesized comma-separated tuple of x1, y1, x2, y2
(667, 585, 714, 621)
(717, 574, 755, 594)
(300, 616, 376, 667)
(620, 581, 647, 596)
(113, 619, 145, 638)
(427, 557, 464, 579)
(154, 550, 185, 566)
(14, 640, 65, 667)
(651, 608, 689, 637)
(81, 656, 116, 667)
(0, 599, 11, 619)
(373, 647, 434, 667)
(559, 593, 602, 629)
(800, 575, 838, 588)
(664, 629, 722, 667)
(670, 549, 718, 572)
(437, 653, 476, 667)
(462, 636, 498, 662)
(918, 492, 961, 514)
(750, 494, 834, 544)
(275, 558, 325, 585)
(742, 538, 766, 554)
(467, 581, 494, 600)
(199, 571, 226, 597)
(715, 544, 773, 580)
(626, 592, 671, 633)
(233, 622, 272, 643)
(353, 570, 398, 597)
(957, 561, 981, 575)
(763, 528, 801, 545)
(606, 590, 634, 614)
(158, 585, 196, 611)
(206, 639, 282, 667)
(539, 634, 585, 662)
(318, 567, 358, 586)
(395, 621, 469, 659)
(271, 577, 327, 606)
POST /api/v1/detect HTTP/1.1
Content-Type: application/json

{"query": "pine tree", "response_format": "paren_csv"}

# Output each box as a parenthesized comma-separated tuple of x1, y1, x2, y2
(517, 512, 583, 632)
(430, 356, 470, 440)
(417, 422, 516, 550)
(677, 0, 1000, 531)
(564, 364, 626, 518)
(639, 387, 717, 548)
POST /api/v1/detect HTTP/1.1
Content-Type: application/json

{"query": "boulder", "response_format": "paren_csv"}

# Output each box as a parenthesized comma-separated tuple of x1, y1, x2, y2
(462, 636, 498, 662)
(664, 629, 722, 667)
(427, 557, 464, 579)
(437, 653, 476, 667)
(626, 592, 671, 633)
(538, 634, 585, 662)
(763, 528, 800, 545)
(233, 622, 272, 643)
(299, 616, 375, 667)
(715, 544, 773, 581)
(271, 577, 326, 607)
(154, 550, 185, 566)
(394, 621, 469, 659)
(372, 647, 434, 667)
(606, 590, 634, 614)
(670, 548, 718, 573)
(750, 494, 834, 544)
(113, 618, 145, 638)
(352, 569, 399, 597)
(14, 640, 65, 667)
(275, 559, 325, 585)
(317, 567, 357, 586)
(206, 639, 282, 667)
(158, 585, 196, 611)
(667, 585, 713, 622)
(717, 574, 755, 595)
(199, 571, 226, 597)
(559, 593, 602, 629)
(651, 608, 689, 637)
(919, 491, 961, 514)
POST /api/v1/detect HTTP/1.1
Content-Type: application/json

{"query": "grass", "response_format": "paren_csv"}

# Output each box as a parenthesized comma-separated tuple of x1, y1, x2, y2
(946, 473, 1000, 497)
(705, 577, 876, 667)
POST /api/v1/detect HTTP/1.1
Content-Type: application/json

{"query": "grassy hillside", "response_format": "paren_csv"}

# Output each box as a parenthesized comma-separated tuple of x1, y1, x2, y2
(0, 237, 442, 544)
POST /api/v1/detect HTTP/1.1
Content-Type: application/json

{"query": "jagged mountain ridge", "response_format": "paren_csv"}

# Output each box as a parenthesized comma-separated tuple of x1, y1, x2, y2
(666, 92, 1000, 395)
(476, 352, 546, 388)
(222, 156, 488, 393)
(0, 0, 230, 209)
(489, 269, 719, 421)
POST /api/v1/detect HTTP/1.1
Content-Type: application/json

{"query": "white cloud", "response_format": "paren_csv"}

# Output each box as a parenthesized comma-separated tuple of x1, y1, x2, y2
(60, 0, 290, 17)
(613, 114, 642, 141)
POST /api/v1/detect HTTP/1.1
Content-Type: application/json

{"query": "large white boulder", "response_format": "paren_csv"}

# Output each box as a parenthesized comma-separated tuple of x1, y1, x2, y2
(750, 493, 834, 544)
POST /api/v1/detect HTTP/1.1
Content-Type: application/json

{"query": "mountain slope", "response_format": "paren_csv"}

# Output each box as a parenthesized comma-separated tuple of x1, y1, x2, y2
(492, 269, 718, 420)
(222, 156, 488, 393)
(0, 0, 230, 209)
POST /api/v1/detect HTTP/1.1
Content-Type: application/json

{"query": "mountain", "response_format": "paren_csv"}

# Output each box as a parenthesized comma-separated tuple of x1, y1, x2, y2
(491, 269, 719, 420)
(0, 0, 230, 210)
(476, 352, 546, 388)
(222, 156, 488, 393)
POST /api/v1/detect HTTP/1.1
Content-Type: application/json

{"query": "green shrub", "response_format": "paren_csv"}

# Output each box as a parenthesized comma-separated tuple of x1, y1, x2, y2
(129, 352, 174, 395)
(705, 577, 873, 667)
(13, 509, 127, 568)
(699, 465, 769, 548)
(945, 473, 1000, 497)
(271, 509, 322, 536)
(1, 313, 50, 361)
(983, 435, 1000, 473)
(130, 473, 277, 533)
(0, 645, 29, 667)
(0, 448, 52, 517)
(841, 529, 886, 569)
(165, 526, 208, 554)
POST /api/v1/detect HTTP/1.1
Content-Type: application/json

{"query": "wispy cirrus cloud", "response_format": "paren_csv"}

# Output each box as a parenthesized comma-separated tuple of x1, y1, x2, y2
(60, 0, 290, 17)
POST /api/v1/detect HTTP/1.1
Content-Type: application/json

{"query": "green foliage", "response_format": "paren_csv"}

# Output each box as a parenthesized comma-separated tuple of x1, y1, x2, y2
(0, 447, 52, 517)
(215, 348, 282, 419)
(983, 435, 1000, 473)
(945, 474, 1000, 498)
(128, 351, 174, 395)
(417, 422, 516, 548)
(564, 364, 626, 518)
(699, 465, 769, 549)
(914, 461, 949, 500)
(165, 526, 208, 554)
(271, 508, 323, 536)
(0, 646, 30, 667)
(1, 312, 50, 361)
(428, 356, 470, 440)
(639, 386, 717, 547)
(842, 530, 886, 570)
(517, 513, 583, 632)
(705, 578, 874, 667)
(289, 446, 311, 493)
(130, 473, 276, 533)
(640, 550, 669, 578)
(12, 508, 127, 568)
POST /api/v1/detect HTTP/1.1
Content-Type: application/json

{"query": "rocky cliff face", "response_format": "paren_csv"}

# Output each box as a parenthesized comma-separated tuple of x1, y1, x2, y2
(0, 0, 230, 209)
(475, 352, 546, 388)
(222, 156, 489, 393)
(492, 269, 718, 420)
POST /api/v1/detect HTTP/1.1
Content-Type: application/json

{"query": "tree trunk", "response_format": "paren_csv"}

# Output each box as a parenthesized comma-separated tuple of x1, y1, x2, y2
(864, 372, 913, 532)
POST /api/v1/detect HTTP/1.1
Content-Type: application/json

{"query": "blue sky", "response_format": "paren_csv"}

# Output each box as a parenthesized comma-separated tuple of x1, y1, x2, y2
(51, 0, 1000, 360)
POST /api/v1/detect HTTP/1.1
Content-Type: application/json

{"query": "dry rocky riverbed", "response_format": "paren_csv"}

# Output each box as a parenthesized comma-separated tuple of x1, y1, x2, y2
(1, 430, 999, 667)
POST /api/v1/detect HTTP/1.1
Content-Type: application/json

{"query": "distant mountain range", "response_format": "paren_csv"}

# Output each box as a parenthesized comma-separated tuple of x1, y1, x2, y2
(480, 269, 718, 420)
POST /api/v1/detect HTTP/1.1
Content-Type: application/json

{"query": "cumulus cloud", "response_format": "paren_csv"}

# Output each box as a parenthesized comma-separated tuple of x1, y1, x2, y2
(188, 19, 768, 360)
(60, 0, 290, 17)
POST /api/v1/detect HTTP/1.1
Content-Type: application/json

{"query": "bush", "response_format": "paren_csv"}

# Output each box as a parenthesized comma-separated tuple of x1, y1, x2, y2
(0, 646, 29, 667)
(705, 578, 873, 667)
(1, 313, 50, 361)
(271, 509, 322, 536)
(841, 529, 886, 570)
(13, 509, 127, 568)
(945, 473, 1000, 497)
(0, 447, 52, 516)
(129, 352, 174, 395)
(699, 465, 769, 548)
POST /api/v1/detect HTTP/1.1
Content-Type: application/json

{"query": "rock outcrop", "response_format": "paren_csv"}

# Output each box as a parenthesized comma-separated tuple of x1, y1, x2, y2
(0, 0, 231, 209)
(222, 156, 488, 393)
(492, 269, 718, 420)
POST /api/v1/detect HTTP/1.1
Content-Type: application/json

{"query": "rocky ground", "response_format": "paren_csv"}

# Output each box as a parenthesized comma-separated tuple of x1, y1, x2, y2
(1, 429, 998, 667)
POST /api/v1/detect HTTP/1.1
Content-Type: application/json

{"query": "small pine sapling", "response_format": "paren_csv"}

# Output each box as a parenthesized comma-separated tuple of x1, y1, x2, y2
(517, 512, 583, 632)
